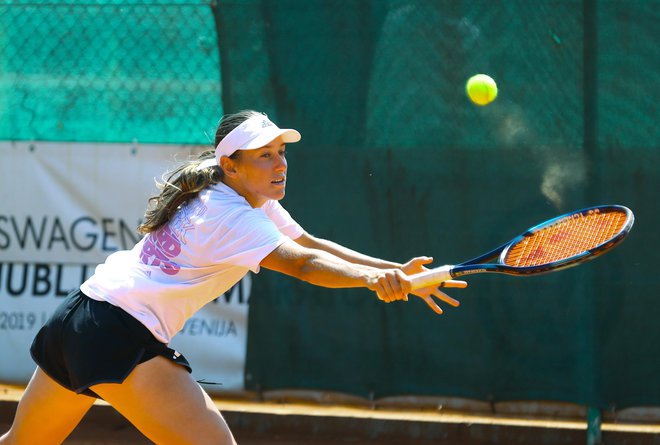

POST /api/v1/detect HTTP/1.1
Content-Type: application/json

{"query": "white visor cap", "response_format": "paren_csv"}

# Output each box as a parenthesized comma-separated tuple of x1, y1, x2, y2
(215, 115, 301, 164)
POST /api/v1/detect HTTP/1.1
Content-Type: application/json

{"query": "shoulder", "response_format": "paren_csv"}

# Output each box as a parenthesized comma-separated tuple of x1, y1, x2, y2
(205, 182, 249, 207)
(200, 183, 256, 218)
(261, 199, 280, 212)
(203, 187, 277, 231)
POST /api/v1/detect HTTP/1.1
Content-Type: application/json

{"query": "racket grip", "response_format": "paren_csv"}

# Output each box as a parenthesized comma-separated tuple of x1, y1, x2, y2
(409, 265, 454, 290)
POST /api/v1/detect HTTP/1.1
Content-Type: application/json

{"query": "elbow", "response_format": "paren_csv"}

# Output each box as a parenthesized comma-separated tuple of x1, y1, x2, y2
(296, 256, 320, 284)
(270, 247, 318, 283)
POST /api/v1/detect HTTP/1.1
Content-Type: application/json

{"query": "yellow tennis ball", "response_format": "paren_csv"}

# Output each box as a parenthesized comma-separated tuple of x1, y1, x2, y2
(466, 74, 498, 106)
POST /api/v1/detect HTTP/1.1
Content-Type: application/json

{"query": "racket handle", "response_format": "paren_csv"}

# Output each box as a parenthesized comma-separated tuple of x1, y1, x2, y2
(409, 265, 454, 290)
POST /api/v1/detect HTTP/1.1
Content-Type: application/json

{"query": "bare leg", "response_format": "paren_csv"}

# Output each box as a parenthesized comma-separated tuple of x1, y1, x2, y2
(0, 367, 95, 445)
(91, 356, 237, 445)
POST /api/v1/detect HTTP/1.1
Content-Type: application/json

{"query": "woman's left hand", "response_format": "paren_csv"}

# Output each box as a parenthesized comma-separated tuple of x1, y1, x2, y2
(401, 256, 467, 314)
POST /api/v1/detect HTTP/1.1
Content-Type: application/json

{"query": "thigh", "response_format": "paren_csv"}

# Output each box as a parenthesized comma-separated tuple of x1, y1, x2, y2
(1, 367, 95, 445)
(91, 356, 236, 445)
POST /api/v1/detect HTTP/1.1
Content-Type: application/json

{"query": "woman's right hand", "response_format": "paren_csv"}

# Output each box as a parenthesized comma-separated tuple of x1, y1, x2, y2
(401, 256, 466, 314)
(366, 268, 412, 304)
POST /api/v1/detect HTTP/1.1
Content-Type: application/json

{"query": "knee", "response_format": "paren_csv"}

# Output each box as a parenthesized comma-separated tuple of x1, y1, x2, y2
(204, 430, 237, 445)
(187, 418, 237, 445)
(0, 430, 15, 445)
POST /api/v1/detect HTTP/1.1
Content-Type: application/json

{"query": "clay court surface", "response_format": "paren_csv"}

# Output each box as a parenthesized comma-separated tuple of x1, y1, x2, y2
(2, 385, 659, 444)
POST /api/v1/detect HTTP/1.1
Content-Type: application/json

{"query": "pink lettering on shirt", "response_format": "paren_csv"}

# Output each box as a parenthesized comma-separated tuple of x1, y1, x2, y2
(139, 200, 208, 276)
(140, 226, 181, 275)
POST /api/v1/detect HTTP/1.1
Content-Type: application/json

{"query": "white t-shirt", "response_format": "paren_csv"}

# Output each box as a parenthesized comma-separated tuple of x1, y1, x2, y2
(81, 182, 304, 343)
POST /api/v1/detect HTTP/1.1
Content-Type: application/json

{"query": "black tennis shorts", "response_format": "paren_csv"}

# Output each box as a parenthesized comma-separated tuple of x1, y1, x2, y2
(30, 289, 191, 398)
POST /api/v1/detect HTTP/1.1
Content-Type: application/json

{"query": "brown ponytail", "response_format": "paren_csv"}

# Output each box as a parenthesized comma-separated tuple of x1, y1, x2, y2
(137, 109, 264, 235)
(137, 151, 221, 234)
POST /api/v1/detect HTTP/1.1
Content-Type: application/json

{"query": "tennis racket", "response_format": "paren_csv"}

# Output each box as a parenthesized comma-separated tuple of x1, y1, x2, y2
(410, 205, 634, 290)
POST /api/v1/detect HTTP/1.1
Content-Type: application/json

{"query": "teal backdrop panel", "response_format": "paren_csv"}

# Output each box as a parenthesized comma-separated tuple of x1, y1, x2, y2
(0, 0, 222, 143)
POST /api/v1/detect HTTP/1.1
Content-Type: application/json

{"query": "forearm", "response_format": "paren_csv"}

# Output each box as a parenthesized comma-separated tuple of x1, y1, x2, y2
(295, 233, 402, 269)
(262, 240, 375, 288)
(298, 249, 378, 288)
(261, 239, 412, 304)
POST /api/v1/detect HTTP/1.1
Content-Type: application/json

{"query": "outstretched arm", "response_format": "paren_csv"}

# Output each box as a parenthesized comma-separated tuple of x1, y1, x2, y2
(260, 238, 411, 305)
(293, 232, 466, 314)
(293, 232, 402, 269)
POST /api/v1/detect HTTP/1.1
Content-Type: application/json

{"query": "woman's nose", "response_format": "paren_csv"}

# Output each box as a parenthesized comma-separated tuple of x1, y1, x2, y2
(275, 155, 287, 171)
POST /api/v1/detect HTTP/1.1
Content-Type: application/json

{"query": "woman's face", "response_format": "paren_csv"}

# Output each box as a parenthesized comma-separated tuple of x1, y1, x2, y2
(224, 136, 288, 207)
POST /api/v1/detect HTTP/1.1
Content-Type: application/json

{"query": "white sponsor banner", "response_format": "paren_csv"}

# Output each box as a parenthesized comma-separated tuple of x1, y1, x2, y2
(0, 141, 249, 392)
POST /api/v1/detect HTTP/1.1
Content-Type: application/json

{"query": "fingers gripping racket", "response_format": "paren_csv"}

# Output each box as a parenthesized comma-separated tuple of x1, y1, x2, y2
(410, 205, 634, 290)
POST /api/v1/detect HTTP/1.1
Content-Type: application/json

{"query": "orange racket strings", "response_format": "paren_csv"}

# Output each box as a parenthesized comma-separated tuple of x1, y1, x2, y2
(504, 209, 628, 267)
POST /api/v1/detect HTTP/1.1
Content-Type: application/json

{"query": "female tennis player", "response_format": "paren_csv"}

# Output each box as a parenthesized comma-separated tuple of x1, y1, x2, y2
(0, 110, 465, 445)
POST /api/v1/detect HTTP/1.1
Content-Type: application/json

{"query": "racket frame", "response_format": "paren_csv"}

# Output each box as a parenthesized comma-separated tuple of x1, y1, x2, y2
(411, 205, 634, 289)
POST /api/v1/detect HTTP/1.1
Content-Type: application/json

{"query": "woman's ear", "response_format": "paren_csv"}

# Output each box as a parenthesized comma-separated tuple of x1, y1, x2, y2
(219, 156, 238, 177)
